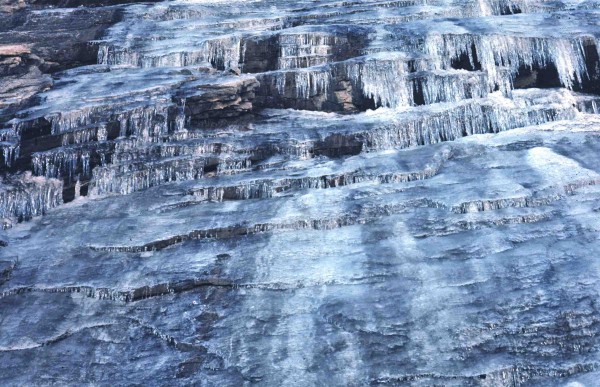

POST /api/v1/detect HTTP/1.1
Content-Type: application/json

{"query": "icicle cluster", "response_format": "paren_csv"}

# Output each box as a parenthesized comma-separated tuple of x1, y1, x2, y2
(17, 103, 173, 141)
(202, 36, 242, 70)
(110, 138, 231, 163)
(344, 54, 414, 108)
(575, 95, 600, 114)
(418, 71, 489, 105)
(278, 32, 344, 70)
(157, 142, 232, 159)
(64, 127, 99, 146)
(216, 156, 253, 174)
(361, 93, 578, 151)
(0, 172, 63, 225)
(475, 0, 541, 17)
(274, 69, 332, 99)
(89, 158, 205, 196)
(98, 46, 208, 68)
(423, 33, 591, 90)
(32, 149, 91, 181)
(341, 56, 489, 108)
(1, 143, 19, 168)
(98, 36, 241, 70)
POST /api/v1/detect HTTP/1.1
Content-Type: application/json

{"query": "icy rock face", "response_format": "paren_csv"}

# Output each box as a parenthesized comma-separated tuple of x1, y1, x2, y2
(2, 0, 600, 386)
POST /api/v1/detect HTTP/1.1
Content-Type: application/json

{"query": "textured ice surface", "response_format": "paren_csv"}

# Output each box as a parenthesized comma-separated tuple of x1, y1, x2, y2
(2, 0, 600, 385)
(5, 117, 600, 385)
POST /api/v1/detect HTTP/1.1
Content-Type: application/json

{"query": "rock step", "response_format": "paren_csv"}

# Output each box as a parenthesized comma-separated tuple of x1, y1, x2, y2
(72, 134, 600, 253)
(87, 200, 554, 253)
(175, 146, 452, 204)
(81, 89, 581, 197)
(7, 67, 258, 167)
(88, 153, 256, 196)
(11, 87, 594, 209)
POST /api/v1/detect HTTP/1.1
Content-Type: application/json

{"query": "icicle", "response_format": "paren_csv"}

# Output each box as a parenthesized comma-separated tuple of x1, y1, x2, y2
(174, 99, 187, 133)
(82, 153, 91, 176)
(119, 117, 128, 138)
(477, 0, 494, 16)
(97, 124, 108, 142)
(417, 70, 489, 105)
(1, 143, 19, 168)
(74, 179, 81, 200)
(97, 44, 110, 65)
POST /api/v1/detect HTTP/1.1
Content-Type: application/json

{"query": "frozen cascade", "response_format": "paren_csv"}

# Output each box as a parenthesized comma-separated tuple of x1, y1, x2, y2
(87, 88, 581, 198)
(4, 1, 600, 385)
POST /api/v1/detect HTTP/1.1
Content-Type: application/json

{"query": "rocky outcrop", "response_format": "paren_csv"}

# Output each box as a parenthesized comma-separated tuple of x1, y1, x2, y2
(0, 6, 124, 72)
(0, 45, 52, 125)
(183, 76, 259, 124)
(2, 0, 159, 10)
(0, 0, 25, 14)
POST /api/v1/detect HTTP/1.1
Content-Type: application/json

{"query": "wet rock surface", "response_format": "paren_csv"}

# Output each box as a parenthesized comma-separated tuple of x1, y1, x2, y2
(2, 0, 600, 385)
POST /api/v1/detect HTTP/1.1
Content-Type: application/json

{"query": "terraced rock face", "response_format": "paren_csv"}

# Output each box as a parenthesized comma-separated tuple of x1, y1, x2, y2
(2, 0, 600, 385)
